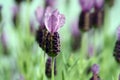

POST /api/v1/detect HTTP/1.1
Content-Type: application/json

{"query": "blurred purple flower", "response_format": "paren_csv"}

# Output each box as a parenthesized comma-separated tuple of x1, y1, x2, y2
(35, 7, 44, 26)
(117, 26, 120, 40)
(71, 19, 80, 36)
(88, 44, 94, 58)
(95, 0, 104, 9)
(11, 5, 19, 17)
(1, 32, 7, 48)
(44, 7, 65, 33)
(91, 64, 100, 75)
(70, 19, 81, 52)
(19, 74, 24, 80)
(11, 5, 19, 26)
(79, 0, 95, 12)
(45, 0, 56, 8)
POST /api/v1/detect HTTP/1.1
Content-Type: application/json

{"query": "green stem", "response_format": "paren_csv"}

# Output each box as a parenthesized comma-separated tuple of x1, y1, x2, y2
(43, 52, 46, 80)
(52, 57, 54, 80)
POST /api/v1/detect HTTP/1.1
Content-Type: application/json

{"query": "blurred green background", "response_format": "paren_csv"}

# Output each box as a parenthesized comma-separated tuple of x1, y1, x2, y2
(0, 0, 120, 80)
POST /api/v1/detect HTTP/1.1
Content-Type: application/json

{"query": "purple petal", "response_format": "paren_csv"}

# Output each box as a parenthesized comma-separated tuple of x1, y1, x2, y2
(91, 64, 100, 74)
(79, 0, 95, 12)
(35, 7, 44, 24)
(48, 14, 58, 33)
(44, 8, 65, 33)
(95, 0, 104, 9)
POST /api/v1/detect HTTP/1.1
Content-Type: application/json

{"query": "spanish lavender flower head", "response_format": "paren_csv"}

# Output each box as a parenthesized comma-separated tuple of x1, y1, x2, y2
(91, 64, 100, 74)
(35, 6, 45, 28)
(44, 7, 65, 57)
(79, 0, 95, 12)
(95, 0, 104, 9)
(117, 26, 120, 40)
(44, 7, 65, 34)
(45, 0, 56, 8)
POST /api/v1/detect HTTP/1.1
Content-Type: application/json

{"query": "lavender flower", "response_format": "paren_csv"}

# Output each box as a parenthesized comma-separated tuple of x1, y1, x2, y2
(44, 7, 65, 57)
(45, 0, 56, 8)
(44, 8, 65, 34)
(88, 44, 94, 58)
(79, 0, 95, 12)
(45, 57, 57, 78)
(91, 64, 100, 74)
(1, 31, 9, 54)
(11, 5, 19, 27)
(92, 0, 104, 27)
(95, 0, 104, 9)
(70, 19, 81, 52)
(79, 0, 94, 31)
(35, 7, 48, 51)
(90, 64, 100, 80)
(113, 26, 120, 63)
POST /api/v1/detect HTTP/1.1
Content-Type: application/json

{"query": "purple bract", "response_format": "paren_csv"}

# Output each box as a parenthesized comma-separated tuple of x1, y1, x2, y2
(79, 0, 95, 12)
(44, 7, 65, 33)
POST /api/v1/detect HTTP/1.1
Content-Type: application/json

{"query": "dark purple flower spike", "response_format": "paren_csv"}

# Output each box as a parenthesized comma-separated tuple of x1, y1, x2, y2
(90, 64, 100, 80)
(70, 19, 81, 52)
(113, 26, 120, 63)
(92, 0, 104, 28)
(79, 0, 94, 32)
(45, 57, 57, 78)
